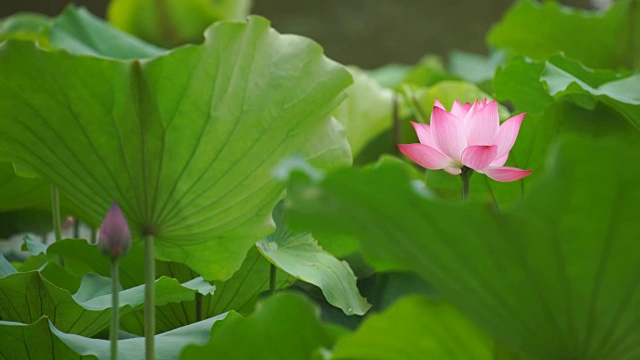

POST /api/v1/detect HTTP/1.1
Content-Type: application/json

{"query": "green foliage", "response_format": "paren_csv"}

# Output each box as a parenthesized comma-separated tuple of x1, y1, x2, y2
(257, 203, 370, 315)
(0, 254, 213, 337)
(0, 314, 225, 360)
(0, 13, 50, 45)
(333, 66, 393, 156)
(1, 0, 639, 358)
(488, 0, 640, 69)
(49, 5, 165, 59)
(181, 292, 342, 360)
(0, 15, 351, 280)
(332, 296, 493, 359)
(107, 0, 252, 47)
(286, 136, 640, 359)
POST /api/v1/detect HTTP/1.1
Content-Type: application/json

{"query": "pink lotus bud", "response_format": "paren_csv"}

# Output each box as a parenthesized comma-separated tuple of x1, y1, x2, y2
(98, 201, 131, 259)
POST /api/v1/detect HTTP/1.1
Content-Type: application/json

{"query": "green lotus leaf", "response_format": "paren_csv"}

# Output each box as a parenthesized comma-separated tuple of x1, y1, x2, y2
(332, 296, 493, 360)
(488, 0, 640, 69)
(120, 246, 293, 335)
(0, 16, 352, 280)
(257, 202, 370, 315)
(20, 237, 293, 334)
(0, 314, 225, 360)
(181, 292, 342, 360)
(108, 0, 252, 48)
(49, 5, 165, 59)
(0, 255, 214, 337)
(0, 12, 50, 45)
(332, 66, 393, 156)
(285, 136, 640, 359)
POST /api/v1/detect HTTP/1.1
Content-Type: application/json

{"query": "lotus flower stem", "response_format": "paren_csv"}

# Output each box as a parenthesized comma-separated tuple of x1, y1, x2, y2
(50, 185, 62, 242)
(392, 94, 402, 155)
(90, 227, 97, 244)
(461, 167, 472, 202)
(269, 263, 277, 295)
(144, 234, 156, 360)
(110, 257, 120, 360)
(195, 293, 203, 322)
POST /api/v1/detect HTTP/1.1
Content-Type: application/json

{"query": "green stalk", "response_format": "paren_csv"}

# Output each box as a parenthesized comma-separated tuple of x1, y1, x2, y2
(461, 167, 473, 202)
(110, 258, 120, 360)
(195, 293, 203, 322)
(90, 228, 97, 244)
(392, 94, 402, 156)
(50, 185, 62, 241)
(144, 235, 155, 360)
(269, 263, 277, 296)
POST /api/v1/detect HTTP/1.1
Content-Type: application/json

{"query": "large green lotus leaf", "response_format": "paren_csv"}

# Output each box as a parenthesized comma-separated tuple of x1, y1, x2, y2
(0, 258, 214, 337)
(0, 314, 225, 360)
(19, 237, 292, 333)
(181, 292, 341, 360)
(26, 238, 293, 334)
(49, 5, 165, 59)
(332, 66, 393, 156)
(0, 317, 94, 359)
(332, 296, 493, 359)
(257, 202, 369, 315)
(285, 137, 640, 359)
(0, 161, 50, 212)
(120, 246, 293, 335)
(108, 0, 252, 48)
(488, 0, 640, 69)
(20, 237, 146, 289)
(0, 16, 352, 280)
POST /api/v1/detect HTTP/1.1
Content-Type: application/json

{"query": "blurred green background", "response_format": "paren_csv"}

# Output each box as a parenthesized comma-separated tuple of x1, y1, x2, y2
(0, 0, 604, 68)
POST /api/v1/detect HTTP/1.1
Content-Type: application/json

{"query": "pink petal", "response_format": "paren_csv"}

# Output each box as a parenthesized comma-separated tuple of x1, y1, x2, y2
(444, 167, 462, 175)
(434, 98, 445, 110)
(481, 98, 489, 107)
(490, 153, 509, 167)
(465, 100, 499, 146)
(461, 145, 498, 171)
(430, 106, 466, 161)
(411, 121, 434, 146)
(398, 143, 454, 170)
(495, 113, 525, 158)
(484, 166, 532, 182)
(451, 100, 469, 118)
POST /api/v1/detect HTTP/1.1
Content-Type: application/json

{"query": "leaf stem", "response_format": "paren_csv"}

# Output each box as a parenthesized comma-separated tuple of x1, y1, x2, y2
(110, 257, 120, 360)
(144, 234, 155, 360)
(461, 167, 473, 202)
(392, 93, 402, 155)
(195, 293, 203, 322)
(90, 228, 97, 244)
(269, 263, 277, 296)
(50, 185, 62, 241)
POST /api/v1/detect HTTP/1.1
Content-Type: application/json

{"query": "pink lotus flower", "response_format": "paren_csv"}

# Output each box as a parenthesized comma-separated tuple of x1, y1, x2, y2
(399, 99, 532, 182)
